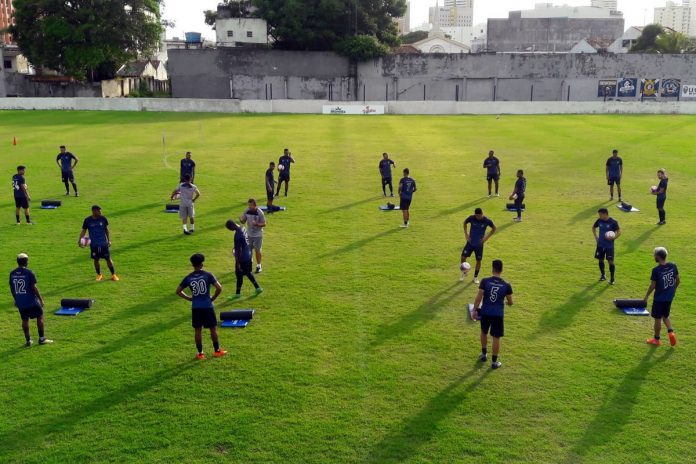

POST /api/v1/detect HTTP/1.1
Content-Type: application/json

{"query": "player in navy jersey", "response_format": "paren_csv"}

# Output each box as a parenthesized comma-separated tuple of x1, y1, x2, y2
(180, 152, 196, 183)
(605, 149, 623, 201)
(226, 219, 263, 298)
(483, 150, 501, 197)
(644, 247, 680, 347)
(176, 253, 225, 359)
(276, 148, 295, 197)
(592, 208, 620, 284)
(12, 165, 32, 225)
(398, 168, 417, 228)
(379, 152, 396, 197)
(265, 161, 281, 213)
(56, 145, 79, 196)
(79, 205, 119, 281)
(461, 208, 496, 283)
(471, 260, 513, 369)
(652, 168, 669, 225)
(509, 169, 526, 222)
(9, 253, 52, 346)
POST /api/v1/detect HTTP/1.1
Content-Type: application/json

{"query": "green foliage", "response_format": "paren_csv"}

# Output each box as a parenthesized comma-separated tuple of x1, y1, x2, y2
(401, 30, 428, 44)
(9, 0, 163, 80)
(336, 34, 389, 60)
(655, 31, 695, 53)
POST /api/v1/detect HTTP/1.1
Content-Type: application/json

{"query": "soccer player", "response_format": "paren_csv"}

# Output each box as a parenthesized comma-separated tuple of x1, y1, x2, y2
(171, 174, 200, 235)
(652, 168, 669, 225)
(180, 151, 196, 183)
(462, 208, 496, 283)
(592, 208, 620, 284)
(398, 168, 417, 228)
(176, 253, 226, 359)
(240, 198, 266, 273)
(12, 165, 32, 225)
(56, 145, 79, 197)
(483, 150, 501, 197)
(226, 219, 263, 298)
(471, 259, 513, 369)
(275, 148, 295, 197)
(265, 161, 279, 212)
(379, 152, 396, 197)
(643, 247, 679, 347)
(509, 169, 526, 222)
(9, 253, 52, 346)
(605, 149, 623, 201)
(79, 205, 119, 281)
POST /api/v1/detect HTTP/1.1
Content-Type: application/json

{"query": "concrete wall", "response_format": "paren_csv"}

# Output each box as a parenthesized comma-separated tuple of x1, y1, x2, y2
(3, 73, 102, 97)
(0, 47, 6, 98)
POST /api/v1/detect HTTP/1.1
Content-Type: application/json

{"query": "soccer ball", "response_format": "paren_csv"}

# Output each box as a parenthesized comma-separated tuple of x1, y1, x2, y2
(79, 237, 91, 248)
(510, 193, 518, 200)
(278, 164, 285, 172)
(460, 262, 471, 274)
(605, 231, 616, 240)
(650, 185, 658, 193)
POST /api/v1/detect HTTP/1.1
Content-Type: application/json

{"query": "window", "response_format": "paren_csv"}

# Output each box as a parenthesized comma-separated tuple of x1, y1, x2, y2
(227, 30, 234, 37)
(246, 31, 253, 38)
(3, 60, 11, 69)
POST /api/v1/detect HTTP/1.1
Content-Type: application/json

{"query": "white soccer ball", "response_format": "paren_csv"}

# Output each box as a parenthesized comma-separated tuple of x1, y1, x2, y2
(650, 185, 658, 193)
(79, 237, 91, 248)
(460, 262, 471, 274)
(278, 164, 285, 171)
(605, 231, 616, 240)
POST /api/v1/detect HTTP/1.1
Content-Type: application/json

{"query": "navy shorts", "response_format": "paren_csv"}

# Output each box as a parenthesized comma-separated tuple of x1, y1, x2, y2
(651, 301, 672, 319)
(266, 189, 274, 202)
(61, 170, 75, 182)
(14, 197, 29, 209)
(18, 305, 43, 321)
(90, 245, 111, 260)
(382, 176, 392, 185)
(608, 176, 621, 186)
(400, 198, 412, 210)
(656, 197, 666, 210)
(278, 173, 290, 182)
(480, 315, 504, 338)
(487, 174, 500, 182)
(462, 243, 484, 260)
(192, 308, 217, 329)
(595, 246, 614, 261)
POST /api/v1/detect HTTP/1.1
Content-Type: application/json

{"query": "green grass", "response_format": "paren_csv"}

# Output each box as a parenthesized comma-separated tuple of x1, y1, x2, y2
(0, 111, 695, 463)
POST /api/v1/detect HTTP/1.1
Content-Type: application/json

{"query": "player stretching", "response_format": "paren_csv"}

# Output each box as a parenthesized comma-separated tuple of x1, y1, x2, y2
(592, 208, 620, 285)
(652, 168, 668, 225)
(398, 168, 417, 228)
(644, 247, 679, 346)
(462, 208, 496, 283)
(56, 145, 79, 197)
(379, 153, 396, 197)
(12, 165, 32, 225)
(226, 220, 263, 298)
(510, 169, 526, 222)
(471, 259, 513, 369)
(240, 199, 266, 273)
(9, 253, 52, 346)
(180, 152, 196, 183)
(79, 205, 119, 281)
(483, 150, 501, 197)
(176, 253, 226, 359)
(276, 148, 295, 197)
(171, 174, 200, 235)
(606, 149, 622, 201)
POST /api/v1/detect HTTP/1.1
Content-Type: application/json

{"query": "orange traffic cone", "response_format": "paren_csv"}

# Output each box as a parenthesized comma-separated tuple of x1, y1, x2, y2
(12, 137, 16, 146)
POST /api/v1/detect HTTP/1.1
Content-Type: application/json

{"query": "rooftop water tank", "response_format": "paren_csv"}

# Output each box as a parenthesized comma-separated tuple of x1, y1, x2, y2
(185, 32, 202, 43)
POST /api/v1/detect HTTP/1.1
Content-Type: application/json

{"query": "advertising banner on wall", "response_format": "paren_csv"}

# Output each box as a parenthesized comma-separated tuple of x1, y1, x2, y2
(322, 105, 385, 115)
(597, 80, 617, 97)
(681, 84, 696, 98)
(617, 78, 638, 98)
(661, 79, 681, 97)
(641, 79, 660, 97)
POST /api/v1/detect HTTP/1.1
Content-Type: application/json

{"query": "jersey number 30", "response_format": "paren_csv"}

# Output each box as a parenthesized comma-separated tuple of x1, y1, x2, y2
(190, 279, 208, 296)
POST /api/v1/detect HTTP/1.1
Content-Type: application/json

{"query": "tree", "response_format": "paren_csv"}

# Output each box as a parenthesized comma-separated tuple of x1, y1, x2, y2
(631, 24, 696, 53)
(9, 0, 164, 80)
(401, 30, 428, 44)
(630, 24, 663, 53)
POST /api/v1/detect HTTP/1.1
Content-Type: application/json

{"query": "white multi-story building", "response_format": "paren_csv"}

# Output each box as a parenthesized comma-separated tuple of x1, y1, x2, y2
(429, 0, 474, 45)
(521, 3, 622, 19)
(654, 1, 696, 36)
(591, 0, 618, 11)
(395, 1, 411, 34)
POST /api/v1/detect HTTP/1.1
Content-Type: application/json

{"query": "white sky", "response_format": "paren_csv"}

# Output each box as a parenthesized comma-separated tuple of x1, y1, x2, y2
(163, 0, 665, 40)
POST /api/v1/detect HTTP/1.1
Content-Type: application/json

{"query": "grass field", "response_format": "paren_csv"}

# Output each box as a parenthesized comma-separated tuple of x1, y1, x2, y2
(1, 111, 695, 464)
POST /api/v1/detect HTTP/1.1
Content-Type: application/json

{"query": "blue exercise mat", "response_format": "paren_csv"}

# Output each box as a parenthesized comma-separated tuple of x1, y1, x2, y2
(617, 203, 640, 212)
(379, 205, 400, 211)
(260, 206, 286, 212)
(163, 209, 179, 213)
(220, 319, 250, 328)
(621, 307, 650, 316)
(55, 307, 84, 316)
(40, 205, 59, 210)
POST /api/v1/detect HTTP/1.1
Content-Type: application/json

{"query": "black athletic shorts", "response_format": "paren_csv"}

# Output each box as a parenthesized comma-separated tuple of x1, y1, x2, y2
(61, 170, 75, 182)
(400, 198, 412, 210)
(462, 243, 484, 260)
(192, 308, 217, 329)
(14, 197, 29, 209)
(278, 173, 290, 182)
(18, 305, 43, 321)
(608, 176, 621, 186)
(480, 315, 504, 338)
(656, 197, 666, 210)
(595, 246, 614, 261)
(266, 189, 274, 202)
(90, 245, 110, 260)
(382, 176, 392, 185)
(236, 260, 253, 275)
(487, 174, 500, 182)
(651, 300, 672, 319)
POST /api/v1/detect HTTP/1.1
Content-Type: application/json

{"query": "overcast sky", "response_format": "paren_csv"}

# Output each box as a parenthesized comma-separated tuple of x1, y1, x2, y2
(162, 0, 665, 40)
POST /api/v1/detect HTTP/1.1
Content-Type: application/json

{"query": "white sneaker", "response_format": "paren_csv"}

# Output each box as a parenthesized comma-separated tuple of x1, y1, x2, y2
(400, 223, 409, 228)
(495, 193, 500, 197)
(255, 265, 262, 273)
(474, 277, 480, 284)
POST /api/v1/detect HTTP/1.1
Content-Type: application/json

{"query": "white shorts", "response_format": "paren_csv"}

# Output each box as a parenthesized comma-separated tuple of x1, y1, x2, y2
(179, 203, 195, 220)
(248, 235, 263, 252)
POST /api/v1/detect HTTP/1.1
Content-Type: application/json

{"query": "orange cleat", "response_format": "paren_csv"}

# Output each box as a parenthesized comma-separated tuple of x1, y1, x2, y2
(669, 332, 677, 347)
(214, 349, 227, 358)
(111, 274, 120, 281)
(646, 338, 661, 346)
(95, 274, 104, 282)
(196, 353, 206, 360)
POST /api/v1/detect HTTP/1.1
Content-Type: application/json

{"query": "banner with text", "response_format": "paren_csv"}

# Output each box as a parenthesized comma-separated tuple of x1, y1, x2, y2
(661, 79, 681, 98)
(617, 78, 638, 98)
(681, 84, 696, 98)
(598, 80, 617, 97)
(322, 105, 385, 115)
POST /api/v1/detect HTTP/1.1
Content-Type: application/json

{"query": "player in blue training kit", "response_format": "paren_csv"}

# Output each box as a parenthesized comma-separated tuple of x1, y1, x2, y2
(462, 208, 496, 283)
(398, 168, 417, 228)
(510, 169, 526, 222)
(180, 152, 196, 183)
(79, 205, 119, 281)
(12, 165, 32, 225)
(276, 148, 295, 197)
(56, 145, 79, 196)
(9, 253, 52, 346)
(605, 149, 623, 201)
(226, 219, 263, 298)
(652, 168, 669, 225)
(592, 208, 620, 284)
(644, 247, 680, 347)
(379, 152, 396, 197)
(471, 259, 513, 369)
(483, 150, 501, 197)
(176, 253, 225, 359)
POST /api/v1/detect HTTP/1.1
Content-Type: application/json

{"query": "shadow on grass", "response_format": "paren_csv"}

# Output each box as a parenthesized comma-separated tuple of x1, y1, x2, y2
(567, 202, 610, 225)
(435, 197, 490, 219)
(41, 282, 91, 299)
(107, 202, 163, 219)
(624, 226, 659, 253)
(204, 201, 250, 217)
(319, 228, 401, 258)
(320, 196, 384, 215)
(566, 348, 673, 463)
(371, 281, 470, 348)
(366, 367, 492, 463)
(528, 281, 610, 339)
